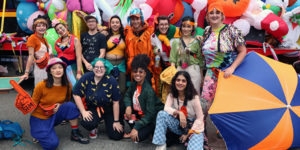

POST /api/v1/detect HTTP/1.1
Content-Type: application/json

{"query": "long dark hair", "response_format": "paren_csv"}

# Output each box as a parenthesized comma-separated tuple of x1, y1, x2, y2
(107, 15, 125, 40)
(179, 16, 195, 35)
(45, 64, 69, 88)
(171, 71, 197, 102)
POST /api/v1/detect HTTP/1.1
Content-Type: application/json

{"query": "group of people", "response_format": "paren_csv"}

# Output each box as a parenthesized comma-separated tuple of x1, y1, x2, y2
(20, 2, 246, 150)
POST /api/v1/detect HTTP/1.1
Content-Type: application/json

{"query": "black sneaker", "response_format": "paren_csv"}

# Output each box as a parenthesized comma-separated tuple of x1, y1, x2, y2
(71, 129, 89, 144)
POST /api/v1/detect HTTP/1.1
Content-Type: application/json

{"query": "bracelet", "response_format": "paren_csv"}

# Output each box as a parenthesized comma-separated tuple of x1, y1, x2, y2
(77, 71, 82, 75)
(114, 120, 120, 123)
(25, 70, 30, 74)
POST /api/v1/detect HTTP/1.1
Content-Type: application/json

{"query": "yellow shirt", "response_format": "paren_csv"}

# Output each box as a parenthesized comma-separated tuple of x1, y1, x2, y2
(106, 40, 126, 57)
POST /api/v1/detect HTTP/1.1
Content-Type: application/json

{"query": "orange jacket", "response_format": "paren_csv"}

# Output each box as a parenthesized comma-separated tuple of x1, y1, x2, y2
(124, 23, 155, 73)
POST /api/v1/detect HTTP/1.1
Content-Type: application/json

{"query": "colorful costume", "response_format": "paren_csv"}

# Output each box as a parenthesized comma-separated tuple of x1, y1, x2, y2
(27, 33, 53, 86)
(201, 24, 246, 109)
(169, 38, 204, 94)
(106, 38, 126, 95)
(55, 35, 78, 87)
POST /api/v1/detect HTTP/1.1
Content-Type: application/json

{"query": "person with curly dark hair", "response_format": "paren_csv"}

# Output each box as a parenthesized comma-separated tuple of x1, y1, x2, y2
(123, 54, 164, 143)
(153, 71, 204, 150)
(105, 15, 126, 96)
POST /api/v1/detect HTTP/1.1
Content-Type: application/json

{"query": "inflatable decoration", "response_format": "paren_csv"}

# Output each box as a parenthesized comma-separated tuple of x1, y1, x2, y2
(52, 0, 65, 11)
(45, 1, 57, 20)
(221, 0, 250, 17)
(16, 1, 39, 34)
(66, 0, 95, 14)
(44, 28, 59, 55)
(27, 11, 45, 31)
(229, 0, 289, 39)
(140, 0, 206, 25)
(287, 0, 300, 11)
(174, 1, 193, 26)
(281, 6, 300, 48)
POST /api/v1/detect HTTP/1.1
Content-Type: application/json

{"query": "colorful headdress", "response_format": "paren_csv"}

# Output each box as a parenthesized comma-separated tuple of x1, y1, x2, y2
(127, 8, 144, 25)
(32, 15, 49, 31)
(208, 2, 224, 14)
(51, 18, 67, 28)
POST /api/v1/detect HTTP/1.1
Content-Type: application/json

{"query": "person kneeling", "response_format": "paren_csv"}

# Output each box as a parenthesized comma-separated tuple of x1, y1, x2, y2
(124, 54, 164, 142)
(73, 58, 124, 140)
(30, 58, 89, 150)
(152, 71, 204, 150)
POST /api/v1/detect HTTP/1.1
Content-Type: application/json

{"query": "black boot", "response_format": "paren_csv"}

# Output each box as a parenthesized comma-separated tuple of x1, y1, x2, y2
(71, 129, 89, 144)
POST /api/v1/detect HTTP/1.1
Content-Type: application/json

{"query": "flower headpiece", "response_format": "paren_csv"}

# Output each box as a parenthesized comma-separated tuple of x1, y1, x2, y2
(52, 18, 67, 28)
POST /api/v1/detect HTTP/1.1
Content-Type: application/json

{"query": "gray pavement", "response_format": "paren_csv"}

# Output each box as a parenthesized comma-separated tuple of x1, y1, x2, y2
(0, 79, 226, 150)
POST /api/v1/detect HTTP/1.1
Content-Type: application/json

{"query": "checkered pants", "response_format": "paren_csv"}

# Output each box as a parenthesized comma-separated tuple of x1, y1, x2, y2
(152, 111, 204, 150)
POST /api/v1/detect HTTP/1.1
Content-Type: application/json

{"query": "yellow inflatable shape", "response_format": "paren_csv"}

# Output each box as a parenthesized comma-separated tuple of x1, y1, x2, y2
(72, 11, 88, 41)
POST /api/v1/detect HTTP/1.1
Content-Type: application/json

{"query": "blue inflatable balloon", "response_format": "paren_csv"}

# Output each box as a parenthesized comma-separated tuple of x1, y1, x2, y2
(16, 2, 38, 34)
(174, 1, 194, 27)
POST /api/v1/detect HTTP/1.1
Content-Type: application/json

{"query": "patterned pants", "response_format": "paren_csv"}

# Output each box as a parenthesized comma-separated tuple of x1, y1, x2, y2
(201, 69, 218, 110)
(152, 111, 204, 150)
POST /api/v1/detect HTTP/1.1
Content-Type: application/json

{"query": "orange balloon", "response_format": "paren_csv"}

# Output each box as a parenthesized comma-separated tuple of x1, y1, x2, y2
(216, 0, 250, 17)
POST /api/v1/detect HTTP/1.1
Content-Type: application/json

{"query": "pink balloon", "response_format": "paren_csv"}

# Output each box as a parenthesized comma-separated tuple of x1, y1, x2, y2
(27, 11, 46, 31)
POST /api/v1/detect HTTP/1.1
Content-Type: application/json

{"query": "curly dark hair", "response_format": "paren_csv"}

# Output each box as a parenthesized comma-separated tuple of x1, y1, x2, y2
(131, 54, 150, 71)
(107, 15, 125, 40)
(179, 16, 195, 35)
(45, 64, 69, 88)
(171, 71, 197, 103)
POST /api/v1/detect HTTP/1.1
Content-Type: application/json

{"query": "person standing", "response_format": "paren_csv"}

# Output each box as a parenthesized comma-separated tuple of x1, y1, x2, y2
(21, 15, 53, 86)
(81, 15, 107, 73)
(169, 16, 204, 95)
(105, 15, 126, 96)
(53, 20, 82, 86)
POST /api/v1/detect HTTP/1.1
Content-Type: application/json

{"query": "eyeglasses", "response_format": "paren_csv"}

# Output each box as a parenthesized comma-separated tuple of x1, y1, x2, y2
(94, 66, 105, 70)
(133, 69, 145, 74)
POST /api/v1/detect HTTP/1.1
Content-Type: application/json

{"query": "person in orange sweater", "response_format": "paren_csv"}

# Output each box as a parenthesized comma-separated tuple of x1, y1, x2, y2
(30, 58, 89, 150)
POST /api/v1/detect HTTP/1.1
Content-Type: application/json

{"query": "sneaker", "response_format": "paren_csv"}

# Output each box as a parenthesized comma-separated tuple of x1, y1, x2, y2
(155, 144, 166, 150)
(89, 128, 98, 139)
(71, 129, 89, 144)
(32, 138, 39, 143)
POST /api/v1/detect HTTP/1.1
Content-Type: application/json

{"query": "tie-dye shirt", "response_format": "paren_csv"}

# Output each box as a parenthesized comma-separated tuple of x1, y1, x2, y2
(202, 24, 245, 70)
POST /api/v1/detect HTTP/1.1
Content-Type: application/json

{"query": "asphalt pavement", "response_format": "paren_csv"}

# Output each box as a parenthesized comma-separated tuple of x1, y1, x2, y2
(0, 78, 226, 150)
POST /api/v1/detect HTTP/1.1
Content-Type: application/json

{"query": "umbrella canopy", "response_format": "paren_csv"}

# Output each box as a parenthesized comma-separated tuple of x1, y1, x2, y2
(209, 52, 300, 150)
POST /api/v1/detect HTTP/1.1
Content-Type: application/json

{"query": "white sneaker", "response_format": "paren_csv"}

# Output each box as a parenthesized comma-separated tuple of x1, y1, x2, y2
(155, 144, 166, 150)
(89, 128, 98, 139)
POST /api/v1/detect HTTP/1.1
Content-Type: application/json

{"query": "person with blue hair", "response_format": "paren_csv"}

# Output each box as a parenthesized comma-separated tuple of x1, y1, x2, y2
(73, 58, 124, 140)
